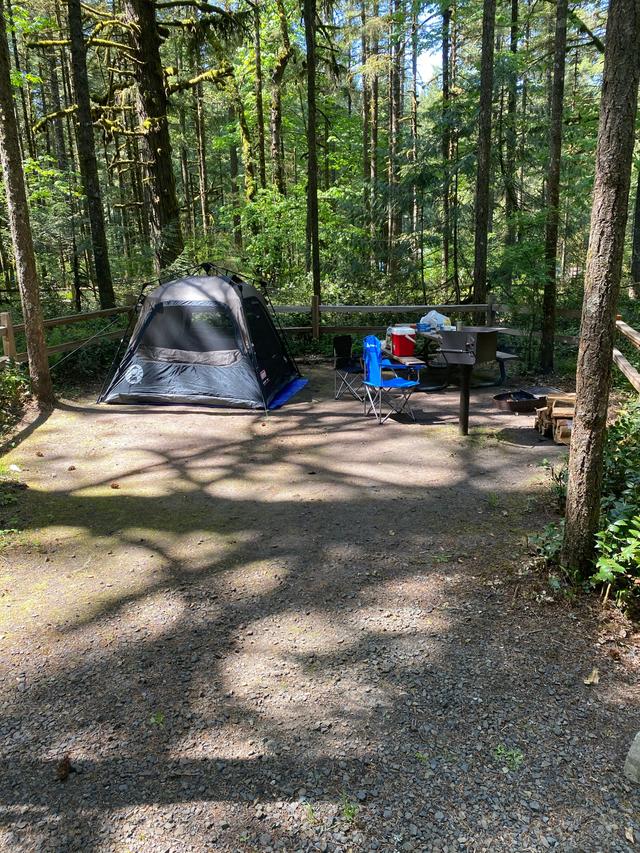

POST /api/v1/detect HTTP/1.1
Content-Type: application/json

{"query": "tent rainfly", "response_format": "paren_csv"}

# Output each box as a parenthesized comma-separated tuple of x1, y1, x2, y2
(98, 272, 306, 409)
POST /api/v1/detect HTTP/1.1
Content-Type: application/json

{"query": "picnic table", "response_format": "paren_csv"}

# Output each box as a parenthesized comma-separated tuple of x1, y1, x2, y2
(384, 326, 519, 434)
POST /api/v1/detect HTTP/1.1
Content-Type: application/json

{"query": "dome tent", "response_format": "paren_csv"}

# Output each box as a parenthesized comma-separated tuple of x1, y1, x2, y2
(98, 270, 306, 410)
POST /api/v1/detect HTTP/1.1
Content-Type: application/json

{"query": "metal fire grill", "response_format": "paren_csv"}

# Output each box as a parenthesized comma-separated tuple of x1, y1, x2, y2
(436, 327, 499, 435)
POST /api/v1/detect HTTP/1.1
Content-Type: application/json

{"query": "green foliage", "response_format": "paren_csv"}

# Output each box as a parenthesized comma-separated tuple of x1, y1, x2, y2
(593, 513, 640, 593)
(591, 399, 640, 609)
(534, 400, 640, 611)
(529, 521, 564, 563)
(0, 363, 29, 435)
(340, 794, 359, 823)
(493, 745, 524, 771)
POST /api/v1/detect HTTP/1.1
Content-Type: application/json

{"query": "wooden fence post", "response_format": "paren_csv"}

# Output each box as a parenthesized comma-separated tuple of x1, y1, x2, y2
(485, 293, 496, 326)
(311, 294, 320, 340)
(0, 311, 16, 359)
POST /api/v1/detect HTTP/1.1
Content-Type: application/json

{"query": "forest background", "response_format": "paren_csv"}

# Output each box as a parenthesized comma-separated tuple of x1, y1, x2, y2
(2, 0, 639, 373)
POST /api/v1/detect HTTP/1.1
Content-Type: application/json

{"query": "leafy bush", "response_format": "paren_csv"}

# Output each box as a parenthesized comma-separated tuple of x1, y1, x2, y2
(592, 399, 640, 609)
(0, 362, 29, 434)
(593, 513, 640, 606)
(533, 399, 640, 611)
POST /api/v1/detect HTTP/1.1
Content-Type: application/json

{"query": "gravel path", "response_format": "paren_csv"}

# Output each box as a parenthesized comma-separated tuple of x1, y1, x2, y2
(0, 367, 638, 852)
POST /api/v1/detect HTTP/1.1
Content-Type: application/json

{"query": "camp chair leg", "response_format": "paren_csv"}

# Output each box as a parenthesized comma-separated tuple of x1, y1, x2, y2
(364, 385, 383, 423)
(335, 370, 363, 401)
(364, 385, 416, 424)
(380, 388, 416, 423)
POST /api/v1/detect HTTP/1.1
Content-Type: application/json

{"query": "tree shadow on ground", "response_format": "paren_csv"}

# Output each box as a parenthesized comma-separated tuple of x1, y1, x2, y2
(0, 370, 637, 852)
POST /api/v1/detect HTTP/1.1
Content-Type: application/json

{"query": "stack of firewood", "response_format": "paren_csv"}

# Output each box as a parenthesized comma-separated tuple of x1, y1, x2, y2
(534, 393, 576, 445)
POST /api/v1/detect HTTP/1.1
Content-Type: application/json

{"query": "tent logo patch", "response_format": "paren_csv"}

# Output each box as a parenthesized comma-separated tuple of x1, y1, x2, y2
(124, 364, 144, 385)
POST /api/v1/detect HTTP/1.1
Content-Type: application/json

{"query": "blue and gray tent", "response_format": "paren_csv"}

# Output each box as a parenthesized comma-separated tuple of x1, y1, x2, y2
(99, 272, 306, 410)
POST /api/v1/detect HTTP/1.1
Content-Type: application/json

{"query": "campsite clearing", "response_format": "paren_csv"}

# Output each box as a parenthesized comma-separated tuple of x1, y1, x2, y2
(0, 368, 638, 852)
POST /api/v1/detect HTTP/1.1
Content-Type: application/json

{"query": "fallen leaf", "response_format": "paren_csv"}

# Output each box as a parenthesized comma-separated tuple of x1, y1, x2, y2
(625, 827, 634, 844)
(583, 667, 600, 685)
(56, 755, 74, 781)
(110, 482, 120, 490)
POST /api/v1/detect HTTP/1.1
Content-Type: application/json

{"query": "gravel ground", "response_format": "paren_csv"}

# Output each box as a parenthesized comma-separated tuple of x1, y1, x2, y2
(0, 366, 638, 852)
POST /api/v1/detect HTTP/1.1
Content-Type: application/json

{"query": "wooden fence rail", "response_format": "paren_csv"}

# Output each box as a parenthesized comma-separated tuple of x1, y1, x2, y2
(1, 302, 639, 393)
(614, 318, 640, 392)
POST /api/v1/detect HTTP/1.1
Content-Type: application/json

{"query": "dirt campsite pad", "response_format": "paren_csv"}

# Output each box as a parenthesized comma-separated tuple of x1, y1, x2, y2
(0, 368, 638, 852)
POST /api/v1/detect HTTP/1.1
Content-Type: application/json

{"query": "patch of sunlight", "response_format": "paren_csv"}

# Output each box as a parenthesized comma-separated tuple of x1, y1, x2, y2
(169, 727, 269, 762)
(219, 559, 285, 596)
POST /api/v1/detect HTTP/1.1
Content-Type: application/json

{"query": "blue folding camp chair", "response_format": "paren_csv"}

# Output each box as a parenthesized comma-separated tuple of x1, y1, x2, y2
(362, 335, 419, 424)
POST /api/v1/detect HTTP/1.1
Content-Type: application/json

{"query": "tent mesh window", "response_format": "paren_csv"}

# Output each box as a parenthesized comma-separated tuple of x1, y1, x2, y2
(243, 296, 291, 386)
(140, 304, 240, 355)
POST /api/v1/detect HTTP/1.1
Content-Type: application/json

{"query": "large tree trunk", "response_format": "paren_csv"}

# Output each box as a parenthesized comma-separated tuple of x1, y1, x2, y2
(410, 2, 418, 237)
(253, 6, 267, 190)
(387, 0, 403, 282)
(303, 0, 320, 312)
(630, 165, 640, 298)
(270, 0, 292, 194)
(561, 0, 640, 575)
(472, 0, 497, 304)
(361, 0, 370, 225)
(67, 0, 116, 308)
(123, 0, 183, 271)
(369, 0, 379, 262)
(442, 3, 451, 285)
(540, 0, 568, 371)
(504, 0, 518, 259)
(0, 2, 53, 406)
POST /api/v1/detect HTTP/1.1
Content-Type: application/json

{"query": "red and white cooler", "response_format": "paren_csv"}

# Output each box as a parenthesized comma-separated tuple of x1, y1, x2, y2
(389, 325, 416, 357)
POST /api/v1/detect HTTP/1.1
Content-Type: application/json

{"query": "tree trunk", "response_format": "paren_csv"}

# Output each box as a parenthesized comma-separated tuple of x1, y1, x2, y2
(361, 0, 370, 225)
(369, 0, 379, 261)
(561, 0, 640, 575)
(67, 0, 116, 308)
(303, 0, 320, 310)
(451, 2, 460, 298)
(5, 0, 33, 159)
(229, 106, 242, 250)
(442, 3, 451, 284)
(178, 101, 195, 238)
(411, 2, 418, 237)
(270, 0, 292, 194)
(47, 55, 68, 172)
(540, 0, 568, 371)
(233, 86, 257, 202)
(253, 5, 267, 190)
(194, 80, 209, 235)
(630, 165, 640, 298)
(123, 0, 183, 271)
(471, 0, 497, 305)
(504, 0, 518, 257)
(387, 0, 403, 280)
(0, 1, 53, 406)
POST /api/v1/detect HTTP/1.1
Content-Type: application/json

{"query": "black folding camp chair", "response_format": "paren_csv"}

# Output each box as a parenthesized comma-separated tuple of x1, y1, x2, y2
(333, 335, 364, 401)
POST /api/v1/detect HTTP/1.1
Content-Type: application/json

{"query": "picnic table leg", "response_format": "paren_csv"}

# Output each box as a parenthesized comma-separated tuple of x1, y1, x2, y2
(459, 364, 472, 436)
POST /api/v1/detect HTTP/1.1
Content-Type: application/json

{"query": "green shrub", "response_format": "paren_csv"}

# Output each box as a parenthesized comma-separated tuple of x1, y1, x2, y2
(591, 399, 640, 609)
(593, 512, 640, 607)
(0, 362, 29, 434)
(534, 399, 640, 611)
